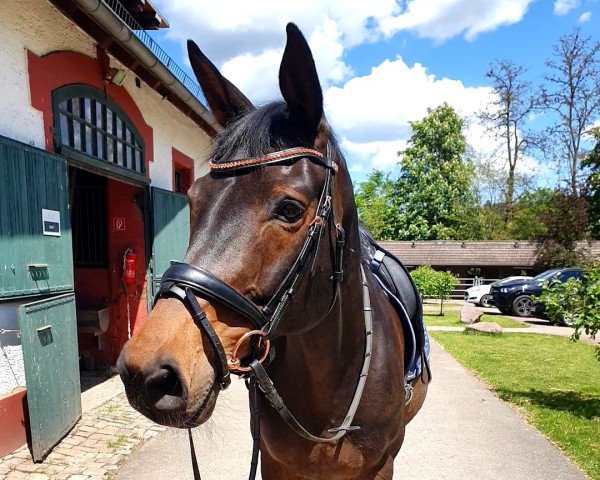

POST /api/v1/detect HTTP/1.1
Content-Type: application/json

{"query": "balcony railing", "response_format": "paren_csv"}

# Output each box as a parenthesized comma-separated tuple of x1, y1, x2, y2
(102, 0, 205, 104)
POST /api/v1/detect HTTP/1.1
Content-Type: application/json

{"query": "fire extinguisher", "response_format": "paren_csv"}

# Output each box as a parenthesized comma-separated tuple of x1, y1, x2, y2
(122, 248, 137, 286)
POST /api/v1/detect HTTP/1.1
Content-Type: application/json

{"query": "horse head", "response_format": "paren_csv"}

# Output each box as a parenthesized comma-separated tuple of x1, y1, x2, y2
(117, 23, 358, 428)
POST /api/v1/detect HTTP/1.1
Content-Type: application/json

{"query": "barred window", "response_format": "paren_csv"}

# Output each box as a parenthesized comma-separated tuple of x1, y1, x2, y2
(53, 86, 145, 174)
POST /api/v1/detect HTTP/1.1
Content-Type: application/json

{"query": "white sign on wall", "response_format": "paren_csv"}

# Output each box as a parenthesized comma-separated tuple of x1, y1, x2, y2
(42, 209, 61, 236)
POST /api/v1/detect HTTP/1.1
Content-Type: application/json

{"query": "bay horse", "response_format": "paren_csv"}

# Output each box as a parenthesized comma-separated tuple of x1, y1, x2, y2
(117, 23, 429, 480)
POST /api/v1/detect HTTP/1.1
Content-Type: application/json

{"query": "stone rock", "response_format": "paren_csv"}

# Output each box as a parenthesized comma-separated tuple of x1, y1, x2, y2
(466, 322, 503, 334)
(461, 304, 483, 324)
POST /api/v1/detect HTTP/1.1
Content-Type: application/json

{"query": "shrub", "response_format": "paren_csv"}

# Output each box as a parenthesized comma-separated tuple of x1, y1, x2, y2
(538, 263, 600, 358)
(410, 265, 458, 315)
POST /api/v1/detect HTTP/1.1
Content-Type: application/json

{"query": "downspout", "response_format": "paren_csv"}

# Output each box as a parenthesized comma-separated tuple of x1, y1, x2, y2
(72, 0, 221, 134)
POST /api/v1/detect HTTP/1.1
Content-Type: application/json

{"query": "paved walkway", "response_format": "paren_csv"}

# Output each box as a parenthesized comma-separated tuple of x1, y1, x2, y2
(116, 342, 588, 480)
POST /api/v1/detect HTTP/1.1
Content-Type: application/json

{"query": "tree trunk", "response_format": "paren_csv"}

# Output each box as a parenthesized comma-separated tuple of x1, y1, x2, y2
(505, 166, 515, 223)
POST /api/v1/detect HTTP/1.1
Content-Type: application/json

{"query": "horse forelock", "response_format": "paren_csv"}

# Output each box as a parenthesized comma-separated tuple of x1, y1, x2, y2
(210, 101, 346, 170)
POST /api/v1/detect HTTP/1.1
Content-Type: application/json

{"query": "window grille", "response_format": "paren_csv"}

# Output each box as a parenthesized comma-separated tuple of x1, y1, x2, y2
(53, 86, 145, 175)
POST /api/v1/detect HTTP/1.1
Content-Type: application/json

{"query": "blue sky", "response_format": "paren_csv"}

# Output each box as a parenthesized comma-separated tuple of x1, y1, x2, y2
(148, 0, 599, 184)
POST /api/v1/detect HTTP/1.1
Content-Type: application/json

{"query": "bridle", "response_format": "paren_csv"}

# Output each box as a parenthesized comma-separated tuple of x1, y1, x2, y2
(156, 146, 343, 386)
(155, 146, 373, 480)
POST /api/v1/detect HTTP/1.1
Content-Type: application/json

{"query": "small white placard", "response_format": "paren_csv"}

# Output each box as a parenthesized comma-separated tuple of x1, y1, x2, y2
(42, 209, 61, 237)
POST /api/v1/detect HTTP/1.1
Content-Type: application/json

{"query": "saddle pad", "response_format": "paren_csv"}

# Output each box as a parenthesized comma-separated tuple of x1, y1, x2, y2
(359, 227, 430, 380)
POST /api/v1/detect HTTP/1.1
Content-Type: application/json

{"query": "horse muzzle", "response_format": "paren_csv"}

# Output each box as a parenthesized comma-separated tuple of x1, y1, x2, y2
(117, 345, 219, 428)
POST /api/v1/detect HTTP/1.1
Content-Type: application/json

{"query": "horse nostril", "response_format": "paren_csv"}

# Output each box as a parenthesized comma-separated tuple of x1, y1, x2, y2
(144, 365, 185, 411)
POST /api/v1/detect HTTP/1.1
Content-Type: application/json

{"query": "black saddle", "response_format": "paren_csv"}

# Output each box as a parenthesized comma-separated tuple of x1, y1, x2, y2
(359, 226, 426, 378)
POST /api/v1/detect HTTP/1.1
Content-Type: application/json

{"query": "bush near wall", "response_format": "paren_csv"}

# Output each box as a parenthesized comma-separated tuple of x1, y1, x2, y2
(410, 265, 458, 315)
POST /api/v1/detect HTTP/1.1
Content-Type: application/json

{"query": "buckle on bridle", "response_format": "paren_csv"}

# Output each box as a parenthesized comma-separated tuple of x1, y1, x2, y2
(228, 330, 271, 373)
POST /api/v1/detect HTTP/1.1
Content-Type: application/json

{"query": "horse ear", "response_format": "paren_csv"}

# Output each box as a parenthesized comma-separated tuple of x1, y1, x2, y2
(187, 40, 254, 127)
(279, 23, 323, 139)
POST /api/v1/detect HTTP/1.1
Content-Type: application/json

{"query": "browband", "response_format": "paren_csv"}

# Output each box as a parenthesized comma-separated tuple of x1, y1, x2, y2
(209, 147, 333, 172)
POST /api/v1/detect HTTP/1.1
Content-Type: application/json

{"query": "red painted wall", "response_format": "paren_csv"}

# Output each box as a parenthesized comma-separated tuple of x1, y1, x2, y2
(172, 147, 195, 193)
(101, 179, 147, 367)
(27, 49, 154, 169)
(76, 180, 147, 368)
(0, 388, 27, 458)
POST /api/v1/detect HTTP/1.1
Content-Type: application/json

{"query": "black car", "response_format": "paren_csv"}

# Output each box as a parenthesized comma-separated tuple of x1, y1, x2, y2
(490, 268, 584, 317)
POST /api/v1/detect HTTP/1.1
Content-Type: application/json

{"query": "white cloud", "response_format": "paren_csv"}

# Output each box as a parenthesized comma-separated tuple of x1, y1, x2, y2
(553, 0, 580, 15)
(154, 0, 534, 99)
(380, 0, 535, 41)
(579, 11, 592, 23)
(324, 57, 494, 173)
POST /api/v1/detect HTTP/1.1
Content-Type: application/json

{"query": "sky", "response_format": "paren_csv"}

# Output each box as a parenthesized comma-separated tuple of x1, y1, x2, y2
(148, 0, 600, 184)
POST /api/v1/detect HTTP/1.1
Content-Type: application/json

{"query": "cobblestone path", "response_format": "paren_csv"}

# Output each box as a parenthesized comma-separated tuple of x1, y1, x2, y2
(0, 392, 165, 480)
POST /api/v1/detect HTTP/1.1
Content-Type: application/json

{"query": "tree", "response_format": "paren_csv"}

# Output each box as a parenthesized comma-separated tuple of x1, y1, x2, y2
(542, 28, 600, 196)
(507, 188, 555, 240)
(410, 265, 458, 315)
(478, 60, 539, 221)
(582, 126, 600, 238)
(354, 170, 395, 240)
(535, 191, 589, 268)
(391, 103, 475, 240)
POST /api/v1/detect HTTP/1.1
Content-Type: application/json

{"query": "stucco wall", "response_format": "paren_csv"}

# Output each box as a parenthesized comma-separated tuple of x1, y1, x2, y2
(0, 302, 27, 397)
(0, 0, 212, 187)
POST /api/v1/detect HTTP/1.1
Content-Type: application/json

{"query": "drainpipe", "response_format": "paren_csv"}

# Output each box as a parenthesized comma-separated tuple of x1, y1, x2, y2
(72, 0, 221, 134)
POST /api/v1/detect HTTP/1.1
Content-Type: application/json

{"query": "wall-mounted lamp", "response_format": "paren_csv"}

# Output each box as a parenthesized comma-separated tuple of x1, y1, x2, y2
(105, 67, 127, 86)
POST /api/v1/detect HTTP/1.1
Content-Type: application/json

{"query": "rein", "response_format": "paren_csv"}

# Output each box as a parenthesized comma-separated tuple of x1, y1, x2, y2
(156, 146, 373, 480)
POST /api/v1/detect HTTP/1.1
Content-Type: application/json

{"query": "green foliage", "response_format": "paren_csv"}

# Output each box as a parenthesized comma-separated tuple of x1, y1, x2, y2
(507, 189, 555, 239)
(538, 263, 600, 350)
(583, 126, 600, 239)
(535, 191, 589, 268)
(353, 104, 475, 240)
(354, 170, 395, 240)
(453, 188, 556, 241)
(392, 103, 475, 240)
(410, 265, 458, 314)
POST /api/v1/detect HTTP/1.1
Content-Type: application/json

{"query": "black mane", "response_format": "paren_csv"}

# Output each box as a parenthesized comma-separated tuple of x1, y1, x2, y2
(211, 101, 342, 164)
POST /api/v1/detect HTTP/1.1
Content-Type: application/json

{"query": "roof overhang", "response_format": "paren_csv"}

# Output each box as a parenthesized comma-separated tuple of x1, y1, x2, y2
(49, 0, 220, 136)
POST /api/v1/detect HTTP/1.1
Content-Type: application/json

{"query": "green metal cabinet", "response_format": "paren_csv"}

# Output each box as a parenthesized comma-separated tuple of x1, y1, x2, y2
(0, 136, 74, 298)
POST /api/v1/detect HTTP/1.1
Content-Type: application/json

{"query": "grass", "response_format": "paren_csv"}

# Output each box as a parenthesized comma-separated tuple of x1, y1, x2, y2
(431, 332, 600, 480)
(424, 310, 528, 328)
(107, 435, 130, 450)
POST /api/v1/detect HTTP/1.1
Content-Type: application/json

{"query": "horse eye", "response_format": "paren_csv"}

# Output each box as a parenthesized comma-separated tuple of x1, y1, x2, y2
(274, 200, 305, 223)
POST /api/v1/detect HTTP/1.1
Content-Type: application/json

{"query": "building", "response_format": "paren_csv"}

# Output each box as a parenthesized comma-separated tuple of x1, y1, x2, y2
(0, 0, 216, 459)
(381, 239, 600, 278)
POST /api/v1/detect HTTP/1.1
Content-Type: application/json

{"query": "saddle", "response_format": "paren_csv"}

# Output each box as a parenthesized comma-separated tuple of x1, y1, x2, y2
(359, 227, 429, 381)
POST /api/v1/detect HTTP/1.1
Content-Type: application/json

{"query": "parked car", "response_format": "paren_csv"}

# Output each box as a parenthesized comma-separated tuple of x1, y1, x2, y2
(464, 276, 532, 307)
(490, 268, 584, 317)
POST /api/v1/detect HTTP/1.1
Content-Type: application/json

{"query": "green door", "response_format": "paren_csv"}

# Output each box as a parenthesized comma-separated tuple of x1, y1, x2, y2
(0, 136, 74, 298)
(148, 187, 190, 306)
(18, 293, 81, 462)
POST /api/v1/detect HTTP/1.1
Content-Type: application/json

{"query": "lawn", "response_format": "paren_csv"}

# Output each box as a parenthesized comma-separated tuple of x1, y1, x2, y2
(424, 310, 527, 328)
(432, 332, 600, 480)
